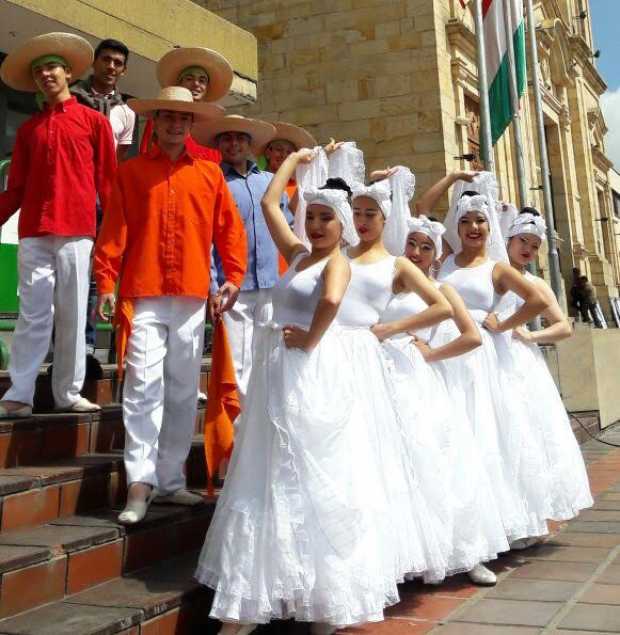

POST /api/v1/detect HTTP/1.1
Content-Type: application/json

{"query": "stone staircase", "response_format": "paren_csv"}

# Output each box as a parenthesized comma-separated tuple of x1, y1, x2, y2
(0, 362, 217, 634)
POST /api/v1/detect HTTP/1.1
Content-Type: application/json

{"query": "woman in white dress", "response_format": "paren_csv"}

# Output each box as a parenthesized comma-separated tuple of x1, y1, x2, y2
(332, 168, 458, 586)
(435, 180, 558, 546)
(498, 209, 592, 544)
(371, 185, 510, 585)
(196, 149, 402, 634)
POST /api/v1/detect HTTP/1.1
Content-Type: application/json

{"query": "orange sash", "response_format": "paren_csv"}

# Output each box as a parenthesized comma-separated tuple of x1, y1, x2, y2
(204, 320, 240, 494)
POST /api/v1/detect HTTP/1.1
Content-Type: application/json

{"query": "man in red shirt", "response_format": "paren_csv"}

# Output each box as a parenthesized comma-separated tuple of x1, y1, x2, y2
(0, 32, 116, 419)
(140, 47, 232, 162)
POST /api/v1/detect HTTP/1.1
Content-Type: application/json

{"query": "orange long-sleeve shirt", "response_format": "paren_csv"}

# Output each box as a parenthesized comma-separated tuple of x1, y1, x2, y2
(95, 144, 247, 299)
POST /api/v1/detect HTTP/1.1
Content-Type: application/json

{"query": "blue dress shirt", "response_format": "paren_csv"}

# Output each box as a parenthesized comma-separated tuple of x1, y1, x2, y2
(211, 161, 292, 293)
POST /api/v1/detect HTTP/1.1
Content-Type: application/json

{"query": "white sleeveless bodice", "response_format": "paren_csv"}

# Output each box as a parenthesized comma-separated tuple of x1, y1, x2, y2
(438, 255, 499, 323)
(272, 251, 329, 329)
(337, 255, 397, 327)
(381, 291, 430, 341)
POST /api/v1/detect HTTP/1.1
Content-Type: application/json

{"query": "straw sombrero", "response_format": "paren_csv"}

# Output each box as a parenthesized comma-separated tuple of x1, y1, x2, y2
(157, 47, 233, 102)
(260, 122, 317, 155)
(193, 115, 276, 152)
(128, 86, 224, 120)
(0, 32, 93, 92)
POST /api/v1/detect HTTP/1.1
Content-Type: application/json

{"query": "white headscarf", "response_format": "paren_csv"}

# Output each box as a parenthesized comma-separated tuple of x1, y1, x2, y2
(443, 171, 508, 262)
(507, 212, 547, 241)
(351, 179, 392, 219)
(497, 201, 519, 240)
(294, 146, 328, 246)
(302, 187, 359, 247)
(327, 141, 366, 185)
(407, 215, 446, 259)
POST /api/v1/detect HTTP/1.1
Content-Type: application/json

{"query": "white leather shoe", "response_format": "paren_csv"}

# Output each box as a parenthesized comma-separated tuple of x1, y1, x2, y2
(0, 402, 32, 419)
(56, 397, 101, 413)
(118, 488, 159, 525)
(153, 489, 204, 506)
(510, 537, 541, 551)
(467, 563, 497, 586)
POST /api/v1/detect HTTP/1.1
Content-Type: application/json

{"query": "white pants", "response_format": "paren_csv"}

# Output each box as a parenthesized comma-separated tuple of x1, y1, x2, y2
(123, 296, 205, 493)
(3, 236, 92, 408)
(222, 289, 273, 404)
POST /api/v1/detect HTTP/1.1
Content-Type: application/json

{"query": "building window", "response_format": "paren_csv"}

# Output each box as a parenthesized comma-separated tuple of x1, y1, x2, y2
(465, 96, 484, 171)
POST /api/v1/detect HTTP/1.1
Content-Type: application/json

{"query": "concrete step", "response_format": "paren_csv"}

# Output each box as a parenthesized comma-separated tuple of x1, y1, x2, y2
(0, 406, 206, 468)
(0, 494, 216, 619)
(0, 550, 215, 633)
(0, 359, 212, 410)
(0, 437, 209, 532)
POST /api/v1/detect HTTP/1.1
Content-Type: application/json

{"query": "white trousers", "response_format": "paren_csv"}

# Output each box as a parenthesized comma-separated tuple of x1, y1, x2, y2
(123, 296, 205, 493)
(222, 289, 273, 404)
(3, 236, 92, 408)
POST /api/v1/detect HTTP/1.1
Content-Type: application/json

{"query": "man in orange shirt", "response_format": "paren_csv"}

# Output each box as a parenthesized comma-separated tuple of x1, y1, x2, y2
(94, 87, 246, 524)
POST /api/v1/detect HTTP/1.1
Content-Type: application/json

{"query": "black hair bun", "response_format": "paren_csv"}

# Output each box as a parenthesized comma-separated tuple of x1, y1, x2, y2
(521, 206, 541, 217)
(320, 177, 352, 197)
(427, 215, 441, 223)
(460, 190, 479, 198)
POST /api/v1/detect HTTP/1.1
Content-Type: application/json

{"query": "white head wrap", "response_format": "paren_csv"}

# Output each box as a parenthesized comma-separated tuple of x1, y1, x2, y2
(497, 201, 519, 240)
(294, 146, 328, 246)
(443, 171, 508, 262)
(383, 166, 416, 256)
(351, 179, 392, 218)
(407, 215, 446, 259)
(302, 187, 359, 247)
(507, 212, 547, 241)
(327, 141, 366, 185)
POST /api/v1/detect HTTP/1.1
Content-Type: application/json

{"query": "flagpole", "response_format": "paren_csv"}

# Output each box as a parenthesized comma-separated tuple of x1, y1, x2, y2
(502, 0, 528, 211)
(524, 0, 563, 300)
(473, 0, 495, 172)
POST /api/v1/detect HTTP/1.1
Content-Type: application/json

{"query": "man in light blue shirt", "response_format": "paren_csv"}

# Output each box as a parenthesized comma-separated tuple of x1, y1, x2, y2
(204, 116, 292, 401)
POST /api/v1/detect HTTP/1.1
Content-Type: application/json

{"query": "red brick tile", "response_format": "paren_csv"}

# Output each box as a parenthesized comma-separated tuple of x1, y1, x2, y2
(116, 628, 139, 635)
(123, 525, 174, 572)
(89, 417, 125, 453)
(41, 422, 90, 460)
(59, 475, 111, 516)
(0, 556, 66, 618)
(341, 618, 434, 634)
(386, 591, 465, 621)
(1, 486, 60, 531)
(0, 429, 43, 468)
(67, 539, 123, 595)
(140, 607, 192, 635)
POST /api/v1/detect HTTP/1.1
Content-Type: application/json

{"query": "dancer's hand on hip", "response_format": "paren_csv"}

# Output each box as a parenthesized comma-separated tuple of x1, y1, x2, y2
(282, 325, 313, 351)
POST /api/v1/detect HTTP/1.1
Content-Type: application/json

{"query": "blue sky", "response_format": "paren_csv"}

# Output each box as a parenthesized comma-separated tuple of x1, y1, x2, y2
(591, 0, 619, 90)
(591, 0, 620, 168)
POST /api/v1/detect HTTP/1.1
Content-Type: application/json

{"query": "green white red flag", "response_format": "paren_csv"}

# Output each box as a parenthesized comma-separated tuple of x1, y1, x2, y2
(482, 0, 527, 144)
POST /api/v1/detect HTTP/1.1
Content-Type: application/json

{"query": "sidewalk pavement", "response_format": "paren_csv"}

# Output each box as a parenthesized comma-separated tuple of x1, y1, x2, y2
(263, 424, 620, 634)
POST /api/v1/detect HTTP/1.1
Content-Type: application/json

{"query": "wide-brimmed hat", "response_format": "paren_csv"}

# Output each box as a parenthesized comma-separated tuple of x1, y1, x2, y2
(193, 115, 276, 152)
(127, 86, 224, 120)
(0, 32, 93, 92)
(260, 122, 317, 155)
(156, 47, 233, 102)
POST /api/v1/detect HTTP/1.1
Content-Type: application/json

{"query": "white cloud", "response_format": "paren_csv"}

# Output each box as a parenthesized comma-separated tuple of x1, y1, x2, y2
(601, 88, 620, 170)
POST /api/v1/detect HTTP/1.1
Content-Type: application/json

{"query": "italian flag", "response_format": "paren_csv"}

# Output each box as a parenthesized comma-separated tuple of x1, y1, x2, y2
(482, 0, 527, 144)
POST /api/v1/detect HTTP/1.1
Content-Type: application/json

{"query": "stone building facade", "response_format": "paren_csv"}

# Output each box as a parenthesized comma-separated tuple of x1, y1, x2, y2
(200, 0, 620, 318)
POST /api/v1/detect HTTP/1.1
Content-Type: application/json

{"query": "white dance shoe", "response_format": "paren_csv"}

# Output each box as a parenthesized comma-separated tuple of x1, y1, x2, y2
(467, 563, 497, 586)
(510, 537, 541, 551)
(153, 489, 204, 506)
(118, 488, 159, 525)
(57, 397, 101, 413)
(0, 401, 32, 419)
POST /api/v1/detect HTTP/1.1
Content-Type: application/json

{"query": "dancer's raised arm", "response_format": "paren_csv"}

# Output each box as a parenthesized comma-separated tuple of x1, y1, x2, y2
(262, 149, 314, 263)
(415, 170, 478, 216)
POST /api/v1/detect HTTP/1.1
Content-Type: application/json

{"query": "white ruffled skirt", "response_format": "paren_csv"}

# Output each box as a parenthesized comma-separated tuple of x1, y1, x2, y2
(383, 334, 509, 573)
(506, 336, 593, 519)
(338, 328, 452, 584)
(431, 320, 550, 542)
(195, 324, 399, 627)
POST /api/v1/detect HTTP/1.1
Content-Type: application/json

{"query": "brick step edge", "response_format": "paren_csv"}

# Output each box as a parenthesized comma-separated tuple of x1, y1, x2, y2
(0, 550, 214, 634)
(0, 501, 215, 619)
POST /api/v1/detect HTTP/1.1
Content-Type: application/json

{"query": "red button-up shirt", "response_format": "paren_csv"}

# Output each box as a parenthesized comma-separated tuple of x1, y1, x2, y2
(0, 97, 116, 239)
